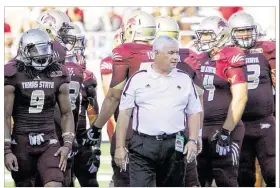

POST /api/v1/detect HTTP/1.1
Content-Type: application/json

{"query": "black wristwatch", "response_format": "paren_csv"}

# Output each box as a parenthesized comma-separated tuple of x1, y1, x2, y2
(188, 139, 197, 145)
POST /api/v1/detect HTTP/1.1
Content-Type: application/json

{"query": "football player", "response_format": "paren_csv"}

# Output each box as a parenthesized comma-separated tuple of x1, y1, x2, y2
(66, 23, 100, 187)
(100, 29, 123, 142)
(82, 10, 156, 187)
(263, 25, 276, 118)
(229, 11, 276, 187)
(185, 16, 248, 187)
(154, 16, 202, 187)
(4, 29, 75, 187)
(36, 9, 75, 64)
(35, 10, 80, 187)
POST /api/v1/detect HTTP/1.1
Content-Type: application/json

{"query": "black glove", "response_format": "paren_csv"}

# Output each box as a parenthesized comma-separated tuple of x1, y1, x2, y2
(86, 148, 101, 173)
(68, 139, 79, 159)
(81, 125, 101, 146)
(212, 128, 232, 156)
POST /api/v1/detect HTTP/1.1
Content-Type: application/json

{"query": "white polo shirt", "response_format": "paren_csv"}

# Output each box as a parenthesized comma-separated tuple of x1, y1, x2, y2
(119, 64, 202, 136)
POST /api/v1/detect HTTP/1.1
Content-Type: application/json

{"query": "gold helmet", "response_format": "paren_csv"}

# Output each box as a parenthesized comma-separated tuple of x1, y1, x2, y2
(155, 16, 180, 40)
(122, 10, 156, 43)
(37, 9, 75, 50)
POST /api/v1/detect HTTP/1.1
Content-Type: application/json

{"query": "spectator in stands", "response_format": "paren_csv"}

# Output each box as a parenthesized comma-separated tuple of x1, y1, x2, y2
(4, 20, 13, 62)
(107, 8, 122, 31)
(218, 7, 243, 20)
(151, 7, 161, 17)
(4, 21, 11, 33)
(66, 7, 84, 24)
(93, 8, 122, 32)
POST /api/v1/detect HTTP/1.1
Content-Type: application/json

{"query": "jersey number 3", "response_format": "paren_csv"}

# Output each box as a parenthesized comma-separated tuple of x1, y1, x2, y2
(247, 64, 260, 90)
(29, 90, 45, 113)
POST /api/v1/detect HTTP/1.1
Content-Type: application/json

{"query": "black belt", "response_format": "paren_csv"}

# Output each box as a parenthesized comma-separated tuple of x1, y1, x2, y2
(133, 130, 183, 141)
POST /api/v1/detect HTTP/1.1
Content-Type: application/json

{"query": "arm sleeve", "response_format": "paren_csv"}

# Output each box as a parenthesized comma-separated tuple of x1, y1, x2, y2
(185, 79, 203, 116)
(224, 49, 247, 85)
(225, 66, 247, 85)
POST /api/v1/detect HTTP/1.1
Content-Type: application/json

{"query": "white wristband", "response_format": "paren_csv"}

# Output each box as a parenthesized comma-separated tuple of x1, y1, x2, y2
(199, 129, 202, 137)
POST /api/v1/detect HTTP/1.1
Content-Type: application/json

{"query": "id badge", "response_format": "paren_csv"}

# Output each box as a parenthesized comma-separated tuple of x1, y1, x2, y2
(175, 134, 184, 153)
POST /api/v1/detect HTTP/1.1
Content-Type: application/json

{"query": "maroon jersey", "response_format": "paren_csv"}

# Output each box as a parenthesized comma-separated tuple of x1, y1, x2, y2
(4, 61, 70, 134)
(241, 41, 276, 119)
(176, 48, 192, 75)
(110, 42, 153, 89)
(197, 47, 247, 125)
(110, 42, 153, 138)
(177, 48, 203, 88)
(64, 60, 84, 130)
(100, 56, 113, 75)
(52, 40, 67, 64)
(77, 70, 97, 135)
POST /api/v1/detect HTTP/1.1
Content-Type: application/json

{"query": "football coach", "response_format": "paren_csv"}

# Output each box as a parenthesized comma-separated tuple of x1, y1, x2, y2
(114, 35, 202, 187)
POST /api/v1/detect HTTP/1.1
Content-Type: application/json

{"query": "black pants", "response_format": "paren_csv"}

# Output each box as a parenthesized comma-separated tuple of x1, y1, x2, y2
(129, 132, 185, 187)
(197, 123, 244, 187)
(238, 115, 275, 187)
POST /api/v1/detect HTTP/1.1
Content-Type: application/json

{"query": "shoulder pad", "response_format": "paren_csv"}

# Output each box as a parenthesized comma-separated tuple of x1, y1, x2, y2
(220, 47, 245, 66)
(260, 41, 276, 53)
(101, 56, 112, 63)
(112, 43, 134, 62)
(61, 64, 70, 76)
(100, 56, 113, 74)
(4, 61, 17, 77)
(50, 64, 69, 78)
(184, 50, 201, 70)
(84, 70, 96, 81)
(221, 46, 243, 59)
(52, 40, 67, 64)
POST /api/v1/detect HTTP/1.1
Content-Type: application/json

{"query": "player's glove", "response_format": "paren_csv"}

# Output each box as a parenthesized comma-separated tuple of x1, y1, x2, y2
(81, 125, 101, 146)
(86, 148, 101, 173)
(68, 139, 79, 159)
(212, 128, 232, 156)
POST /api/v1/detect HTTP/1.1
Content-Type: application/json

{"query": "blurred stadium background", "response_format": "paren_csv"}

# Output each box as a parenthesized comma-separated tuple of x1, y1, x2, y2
(4, 6, 275, 187)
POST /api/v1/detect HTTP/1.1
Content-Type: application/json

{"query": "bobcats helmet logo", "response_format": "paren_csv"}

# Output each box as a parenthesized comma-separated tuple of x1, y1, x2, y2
(42, 14, 56, 26)
(126, 16, 138, 29)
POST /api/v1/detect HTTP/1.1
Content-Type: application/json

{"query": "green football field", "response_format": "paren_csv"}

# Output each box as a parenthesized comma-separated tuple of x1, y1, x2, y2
(4, 143, 113, 187)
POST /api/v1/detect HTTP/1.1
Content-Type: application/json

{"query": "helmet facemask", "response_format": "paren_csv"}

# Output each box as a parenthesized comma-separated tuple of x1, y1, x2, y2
(231, 26, 258, 48)
(20, 42, 53, 71)
(195, 30, 217, 52)
(195, 30, 230, 52)
(55, 22, 76, 51)
(73, 36, 85, 56)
